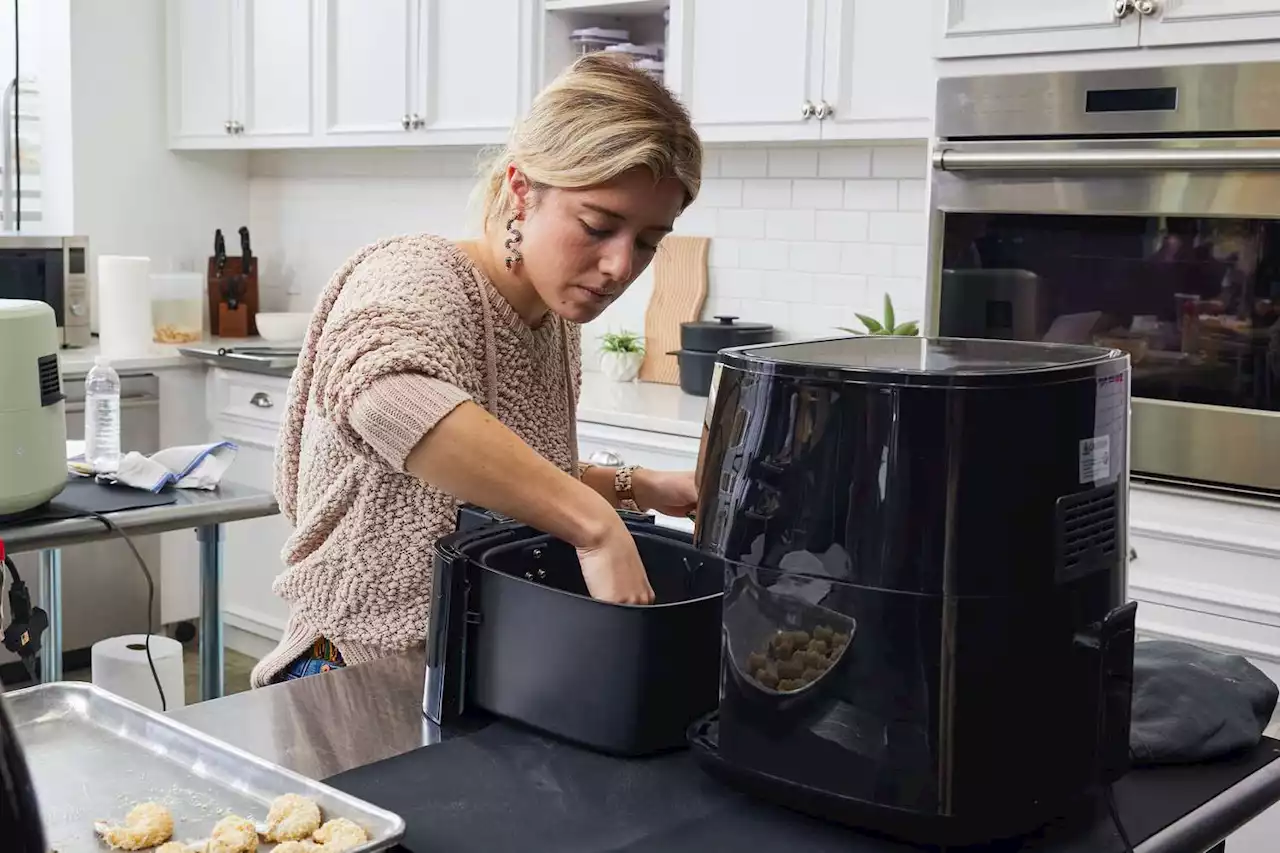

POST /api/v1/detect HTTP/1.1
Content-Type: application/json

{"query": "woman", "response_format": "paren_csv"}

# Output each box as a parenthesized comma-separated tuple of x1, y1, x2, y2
(250, 54, 704, 687)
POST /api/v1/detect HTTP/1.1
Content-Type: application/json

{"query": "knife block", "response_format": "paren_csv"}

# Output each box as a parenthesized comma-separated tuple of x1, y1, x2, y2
(207, 255, 259, 338)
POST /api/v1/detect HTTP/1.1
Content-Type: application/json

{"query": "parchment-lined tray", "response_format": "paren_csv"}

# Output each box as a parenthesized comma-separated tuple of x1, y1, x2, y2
(4, 682, 405, 853)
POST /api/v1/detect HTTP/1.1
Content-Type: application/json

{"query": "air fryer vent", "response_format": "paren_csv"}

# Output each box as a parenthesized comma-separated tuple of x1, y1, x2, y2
(37, 354, 64, 407)
(1055, 483, 1119, 584)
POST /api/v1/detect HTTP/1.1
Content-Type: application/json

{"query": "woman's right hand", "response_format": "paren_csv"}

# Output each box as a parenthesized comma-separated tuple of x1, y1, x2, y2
(576, 517, 655, 605)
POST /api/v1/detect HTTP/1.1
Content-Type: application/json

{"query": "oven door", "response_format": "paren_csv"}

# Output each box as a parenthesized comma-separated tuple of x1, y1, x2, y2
(929, 138, 1280, 496)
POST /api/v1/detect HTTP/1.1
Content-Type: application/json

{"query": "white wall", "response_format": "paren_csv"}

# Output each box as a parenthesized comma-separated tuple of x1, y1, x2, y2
(247, 141, 930, 365)
(67, 0, 249, 329)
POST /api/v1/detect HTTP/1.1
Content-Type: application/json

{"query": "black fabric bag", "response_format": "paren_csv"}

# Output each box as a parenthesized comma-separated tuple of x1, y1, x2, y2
(1130, 640, 1278, 766)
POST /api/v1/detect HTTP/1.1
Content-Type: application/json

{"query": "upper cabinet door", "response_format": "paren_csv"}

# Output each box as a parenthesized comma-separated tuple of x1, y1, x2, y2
(168, 0, 235, 141)
(681, 0, 825, 142)
(1138, 0, 1280, 47)
(937, 0, 1141, 58)
(415, 0, 528, 143)
(320, 0, 414, 137)
(238, 0, 314, 140)
(819, 0, 932, 140)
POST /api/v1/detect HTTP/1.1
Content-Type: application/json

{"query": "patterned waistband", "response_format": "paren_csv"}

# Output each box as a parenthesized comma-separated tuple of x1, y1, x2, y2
(312, 637, 345, 663)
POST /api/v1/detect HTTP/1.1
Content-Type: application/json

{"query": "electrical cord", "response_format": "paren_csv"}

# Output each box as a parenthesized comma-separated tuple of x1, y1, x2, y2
(2, 552, 44, 685)
(77, 510, 166, 712)
(1105, 783, 1135, 853)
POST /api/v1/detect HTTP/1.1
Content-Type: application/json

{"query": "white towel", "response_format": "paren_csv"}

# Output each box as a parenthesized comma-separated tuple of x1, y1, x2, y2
(102, 442, 239, 492)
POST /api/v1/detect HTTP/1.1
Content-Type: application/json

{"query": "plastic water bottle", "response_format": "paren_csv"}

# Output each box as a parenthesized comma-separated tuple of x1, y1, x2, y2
(85, 356, 122, 473)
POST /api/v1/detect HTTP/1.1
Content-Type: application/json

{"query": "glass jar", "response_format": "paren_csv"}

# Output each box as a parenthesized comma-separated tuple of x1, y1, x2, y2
(150, 272, 206, 344)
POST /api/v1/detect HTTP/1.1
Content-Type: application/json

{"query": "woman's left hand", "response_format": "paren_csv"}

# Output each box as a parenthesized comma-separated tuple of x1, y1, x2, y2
(633, 469, 698, 518)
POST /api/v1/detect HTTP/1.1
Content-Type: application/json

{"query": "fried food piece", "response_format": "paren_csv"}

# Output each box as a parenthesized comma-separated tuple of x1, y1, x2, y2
(264, 794, 323, 842)
(755, 668, 780, 690)
(777, 678, 800, 692)
(812, 625, 834, 643)
(207, 815, 258, 853)
(157, 843, 191, 853)
(776, 659, 804, 681)
(272, 843, 318, 853)
(95, 802, 175, 850)
(313, 817, 369, 852)
(809, 639, 829, 657)
(746, 652, 768, 672)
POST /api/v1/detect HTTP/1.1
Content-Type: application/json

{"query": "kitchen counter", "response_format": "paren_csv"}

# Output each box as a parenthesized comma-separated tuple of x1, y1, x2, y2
(58, 337, 270, 377)
(577, 371, 705, 438)
(169, 650, 1280, 853)
(169, 649, 431, 779)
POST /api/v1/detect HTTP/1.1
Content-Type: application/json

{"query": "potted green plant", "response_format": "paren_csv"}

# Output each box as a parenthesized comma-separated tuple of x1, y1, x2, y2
(598, 330, 646, 383)
(838, 293, 919, 337)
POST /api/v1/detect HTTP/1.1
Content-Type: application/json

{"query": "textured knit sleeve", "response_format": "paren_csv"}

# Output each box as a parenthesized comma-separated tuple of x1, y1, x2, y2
(309, 239, 480, 471)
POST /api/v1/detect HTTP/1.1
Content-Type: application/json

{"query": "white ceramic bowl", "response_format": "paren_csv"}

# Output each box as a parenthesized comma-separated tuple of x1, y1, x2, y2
(255, 312, 311, 342)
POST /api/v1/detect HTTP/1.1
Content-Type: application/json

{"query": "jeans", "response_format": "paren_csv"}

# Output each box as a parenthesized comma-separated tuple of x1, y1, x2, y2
(282, 637, 346, 681)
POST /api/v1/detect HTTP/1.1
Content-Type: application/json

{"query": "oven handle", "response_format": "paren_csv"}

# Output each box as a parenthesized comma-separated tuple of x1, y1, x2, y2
(932, 146, 1280, 173)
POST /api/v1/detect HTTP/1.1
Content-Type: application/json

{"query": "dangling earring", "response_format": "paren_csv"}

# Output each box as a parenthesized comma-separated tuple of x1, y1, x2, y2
(504, 214, 524, 270)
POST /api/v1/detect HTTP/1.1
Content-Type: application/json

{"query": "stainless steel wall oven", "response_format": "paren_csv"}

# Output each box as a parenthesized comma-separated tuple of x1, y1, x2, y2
(930, 61, 1280, 497)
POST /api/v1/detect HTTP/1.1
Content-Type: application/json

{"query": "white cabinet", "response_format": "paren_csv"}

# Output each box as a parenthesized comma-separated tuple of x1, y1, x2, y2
(319, 0, 415, 138)
(937, 0, 1280, 58)
(1137, 0, 1280, 47)
(318, 0, 527, 146)
(936, 0, 1139, 58)
(414, 0, 531, 143)
(680, 0, 931, 143)
(167, 0, 313, 147)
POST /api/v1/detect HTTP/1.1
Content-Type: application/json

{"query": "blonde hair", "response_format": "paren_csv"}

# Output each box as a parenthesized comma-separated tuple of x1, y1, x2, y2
(474, 53, 702, 231)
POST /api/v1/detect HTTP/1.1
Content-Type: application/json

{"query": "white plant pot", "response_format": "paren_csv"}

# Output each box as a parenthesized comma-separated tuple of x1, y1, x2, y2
(600, 350, 644, 383)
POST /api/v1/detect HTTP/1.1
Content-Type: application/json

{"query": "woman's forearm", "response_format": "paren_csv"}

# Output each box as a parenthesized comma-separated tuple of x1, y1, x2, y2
(405, 401, 619, 548)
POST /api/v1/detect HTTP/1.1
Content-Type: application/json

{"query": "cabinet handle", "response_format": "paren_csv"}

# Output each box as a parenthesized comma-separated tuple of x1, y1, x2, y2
(815, 101, 834, 120)
(234, 122, 244, 135)
(1135, 0, 1157, 14)
(412, 114, 425, 129)
(249, 392, 274, 409)
(1113, 0, 1135, 18)
(401, 114, 412, 130)
(800, 100, 816, 120)
(224, 120, 234, 134)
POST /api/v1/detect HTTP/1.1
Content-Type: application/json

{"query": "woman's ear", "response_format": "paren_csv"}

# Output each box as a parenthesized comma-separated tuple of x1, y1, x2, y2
(505, 166, 533, 215)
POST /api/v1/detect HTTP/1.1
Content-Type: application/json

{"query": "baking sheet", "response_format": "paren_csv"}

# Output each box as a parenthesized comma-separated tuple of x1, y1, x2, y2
(4, 682, 405, 853)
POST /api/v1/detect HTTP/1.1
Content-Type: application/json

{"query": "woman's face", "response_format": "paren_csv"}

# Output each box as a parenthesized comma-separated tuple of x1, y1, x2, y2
(510, 166, 687, 324)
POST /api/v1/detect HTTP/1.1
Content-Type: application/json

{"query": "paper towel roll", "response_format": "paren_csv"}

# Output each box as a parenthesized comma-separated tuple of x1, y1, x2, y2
(97, 255, 154, 358)
(91, 634, 185, 713)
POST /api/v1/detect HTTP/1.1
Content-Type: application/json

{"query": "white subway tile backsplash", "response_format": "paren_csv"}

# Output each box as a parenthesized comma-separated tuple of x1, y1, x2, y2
(869, 211, 926, 245)
(893, 245, 927, 280)
(898, 179, 927, 212)
(787, 242, 842, 274)
(740, 240, 790, 270)
(709, 237, 741, 269)
(768, 148, 819, 178)
(698, 178, 744, 208)
(765, 209, 816, 241)
(873, 146, 928, 179)
(719, 149, 769, 178)
(716, 268, 764, 299)
(719, 209, 767, 239)
(743, 179, 793, 209)
(818, 147, 873, 178)
(841, 243, 896, 276)
(792, 179, 844, 210)
(843, 179, 900, 212)
(816, 210, 868, 243)
(249, 142, 929, 356)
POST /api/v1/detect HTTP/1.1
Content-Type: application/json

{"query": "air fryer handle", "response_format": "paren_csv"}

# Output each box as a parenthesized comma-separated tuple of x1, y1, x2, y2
(1075, 601, 1139, 784)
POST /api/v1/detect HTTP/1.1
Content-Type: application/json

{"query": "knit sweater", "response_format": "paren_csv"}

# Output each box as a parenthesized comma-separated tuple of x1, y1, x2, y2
(250, 235, 581, 688)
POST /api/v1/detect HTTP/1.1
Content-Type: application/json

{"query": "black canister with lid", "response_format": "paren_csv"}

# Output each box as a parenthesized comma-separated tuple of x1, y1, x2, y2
(670, 315, 774, 396)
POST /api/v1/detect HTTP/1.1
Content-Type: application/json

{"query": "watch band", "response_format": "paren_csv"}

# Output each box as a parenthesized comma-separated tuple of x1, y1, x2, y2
(615, 465, 641, 513)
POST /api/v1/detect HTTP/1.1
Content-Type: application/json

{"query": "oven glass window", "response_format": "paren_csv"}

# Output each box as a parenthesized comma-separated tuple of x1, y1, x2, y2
(938, 214, 1280, 412)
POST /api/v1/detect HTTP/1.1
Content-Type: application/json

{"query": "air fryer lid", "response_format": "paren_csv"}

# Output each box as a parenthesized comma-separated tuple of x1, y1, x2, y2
(681, 315, 774, 353)
(720, 336, 1124, 387)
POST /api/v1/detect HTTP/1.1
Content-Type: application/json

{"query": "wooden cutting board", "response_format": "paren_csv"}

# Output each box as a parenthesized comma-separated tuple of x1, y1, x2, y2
(639, 235, 709, 385)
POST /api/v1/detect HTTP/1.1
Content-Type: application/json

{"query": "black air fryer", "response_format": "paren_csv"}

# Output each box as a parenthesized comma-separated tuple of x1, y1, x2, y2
(688, 336, 1138, 846)
(424, 506, 724, 756)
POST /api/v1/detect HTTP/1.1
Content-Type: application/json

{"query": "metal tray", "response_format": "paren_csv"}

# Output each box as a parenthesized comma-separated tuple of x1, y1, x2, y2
(3, 682, 406, 853)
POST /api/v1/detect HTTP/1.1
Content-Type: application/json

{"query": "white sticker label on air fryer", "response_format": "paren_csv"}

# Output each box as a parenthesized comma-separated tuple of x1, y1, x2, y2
(1079, 436, 1111, 484)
